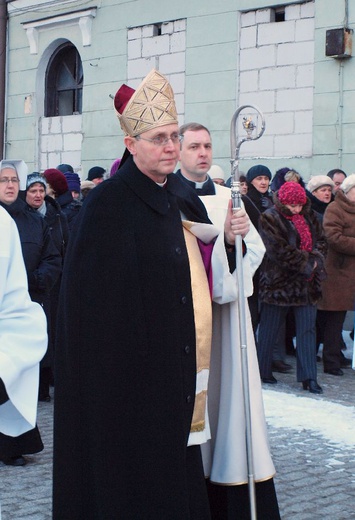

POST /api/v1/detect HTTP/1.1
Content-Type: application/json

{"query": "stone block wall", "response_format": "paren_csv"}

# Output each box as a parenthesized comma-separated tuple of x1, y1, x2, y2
(238, 2, 315, 160)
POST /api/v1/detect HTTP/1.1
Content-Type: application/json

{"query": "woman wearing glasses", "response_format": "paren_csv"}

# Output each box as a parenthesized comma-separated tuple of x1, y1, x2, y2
(0, 160, 61, 466)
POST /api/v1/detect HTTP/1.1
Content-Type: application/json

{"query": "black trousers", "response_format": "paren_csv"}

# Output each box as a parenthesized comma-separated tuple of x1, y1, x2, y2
(318, 309, 347, 370)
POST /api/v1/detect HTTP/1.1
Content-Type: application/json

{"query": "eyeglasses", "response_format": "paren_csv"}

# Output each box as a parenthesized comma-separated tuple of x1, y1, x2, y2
(135, 133, 181, 146)
(0, 177, 19, 184)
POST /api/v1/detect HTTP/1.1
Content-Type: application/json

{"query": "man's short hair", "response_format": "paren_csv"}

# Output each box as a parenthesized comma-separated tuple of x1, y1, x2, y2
(179, 122, 211, 139)
(327, 168, 346, 180)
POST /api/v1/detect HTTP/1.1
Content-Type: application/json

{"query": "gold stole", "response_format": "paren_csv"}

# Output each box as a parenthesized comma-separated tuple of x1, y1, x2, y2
(182, 222, 212, 433)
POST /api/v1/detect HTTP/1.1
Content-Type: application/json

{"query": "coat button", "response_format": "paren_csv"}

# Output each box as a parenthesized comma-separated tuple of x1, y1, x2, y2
(184, 345, 190, 354)
(186, 395, 192, 404)
(181, 296, 187, 304)
(175, 247, 182, 255)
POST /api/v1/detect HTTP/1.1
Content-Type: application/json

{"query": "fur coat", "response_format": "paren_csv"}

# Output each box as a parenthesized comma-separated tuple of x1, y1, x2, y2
(259, 196, 326, 306)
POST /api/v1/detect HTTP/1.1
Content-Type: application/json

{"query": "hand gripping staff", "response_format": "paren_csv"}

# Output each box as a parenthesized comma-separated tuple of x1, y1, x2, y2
(230, 105, 266, 520)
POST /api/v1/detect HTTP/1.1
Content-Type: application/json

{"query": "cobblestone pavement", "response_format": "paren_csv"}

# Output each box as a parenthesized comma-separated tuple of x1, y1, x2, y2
(1, 343, 354, 519)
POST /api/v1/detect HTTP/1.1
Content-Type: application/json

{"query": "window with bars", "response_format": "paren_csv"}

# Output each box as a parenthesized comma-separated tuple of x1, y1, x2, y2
(45, 43, 83, 116)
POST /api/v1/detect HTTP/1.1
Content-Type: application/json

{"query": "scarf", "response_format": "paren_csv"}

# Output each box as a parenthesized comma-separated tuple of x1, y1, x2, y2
(281, 211, 313, 252)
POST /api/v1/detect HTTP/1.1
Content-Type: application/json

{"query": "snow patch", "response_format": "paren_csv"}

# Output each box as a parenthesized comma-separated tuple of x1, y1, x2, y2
(263, 390, 355, 448)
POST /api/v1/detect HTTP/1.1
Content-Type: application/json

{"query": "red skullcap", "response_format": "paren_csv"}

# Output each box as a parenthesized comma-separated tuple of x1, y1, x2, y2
(278, 181, 307, 206)
(114, 84, 135, 114)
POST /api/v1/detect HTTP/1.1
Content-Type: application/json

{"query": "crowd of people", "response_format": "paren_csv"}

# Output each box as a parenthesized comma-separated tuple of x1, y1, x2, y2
(0, 160, 111, 467)
(0, 68, 354, 519)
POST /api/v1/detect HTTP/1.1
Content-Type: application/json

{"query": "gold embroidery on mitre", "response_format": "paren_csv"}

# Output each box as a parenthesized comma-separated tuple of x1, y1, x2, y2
(117, 69, 178, 136)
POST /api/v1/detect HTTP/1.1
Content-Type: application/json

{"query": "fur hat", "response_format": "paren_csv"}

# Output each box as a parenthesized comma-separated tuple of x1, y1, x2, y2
(81, 180, 95, 191)
(278, 182, 307, 206)
(307, 175, 334, 193)
(246, 164, 272, 183)
(340, 173, 355, 194)
(43, 168, 68, 196)
(209, 164, 225, 180)
(114, 69, 178, 137)
(87, 166, 105, 181)
(64, 171, 81, 192)
(26, 172, 47, 190)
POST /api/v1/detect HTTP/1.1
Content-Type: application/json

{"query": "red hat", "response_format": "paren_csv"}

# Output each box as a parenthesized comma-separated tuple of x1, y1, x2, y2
(278, 182, 307, 205)
(43, 168, 68, 196)
(114, 84, 135, 115)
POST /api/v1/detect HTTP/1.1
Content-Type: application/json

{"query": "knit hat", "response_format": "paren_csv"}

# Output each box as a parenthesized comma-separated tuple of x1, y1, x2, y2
(246, 164, 272, 183)
(114, 69, 178, 137)
(57, 163, 74, 174)
(26, 172, 47, 190)
(340, 174, 355, 194)
(307, 175, 334, 193)
(43, 168, 68, 196)
(278, 182, 307, 206)
(64, 171, 81, 193)
(87, 166, 105, 181)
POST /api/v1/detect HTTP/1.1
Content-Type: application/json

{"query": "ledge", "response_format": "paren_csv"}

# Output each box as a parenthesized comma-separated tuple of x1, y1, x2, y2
(22, 8, 97, 54)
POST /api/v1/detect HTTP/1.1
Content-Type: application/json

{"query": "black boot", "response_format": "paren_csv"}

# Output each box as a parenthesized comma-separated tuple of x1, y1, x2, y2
(38, 367, 51, 402)
(302, 379, 323, 394)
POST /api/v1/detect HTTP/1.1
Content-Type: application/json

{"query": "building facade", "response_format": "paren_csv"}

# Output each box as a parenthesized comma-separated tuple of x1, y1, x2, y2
(4, 0, 355, 180)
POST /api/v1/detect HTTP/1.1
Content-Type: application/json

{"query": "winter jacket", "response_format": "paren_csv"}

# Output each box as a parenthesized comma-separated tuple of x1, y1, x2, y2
(259, 196, 326, 306)
(318, 190, 355, 311)
(56, 190, 82, 231)
(0, 198, 62, 304)
(44, 195, 69, 260)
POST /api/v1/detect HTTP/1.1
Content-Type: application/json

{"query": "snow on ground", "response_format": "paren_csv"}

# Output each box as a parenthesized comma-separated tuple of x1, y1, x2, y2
(263, 389, 355, 448)
(263, 329, 355, 449)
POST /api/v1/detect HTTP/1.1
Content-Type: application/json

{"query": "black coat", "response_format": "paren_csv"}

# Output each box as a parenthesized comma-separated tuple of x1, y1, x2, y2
(1, 198, 62, 368)
(56, 190, 82, 231)
(0, 198, 61, 303)
(259, 196, 326, 306)
(53, 156, 212, 519)
(44, 195, 69, 260)
(306, 189, 334, 223)
(244, 183, 273, 230)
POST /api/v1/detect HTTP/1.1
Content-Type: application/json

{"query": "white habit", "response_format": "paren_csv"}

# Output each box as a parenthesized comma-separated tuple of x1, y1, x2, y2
(0, 206, 47, 437)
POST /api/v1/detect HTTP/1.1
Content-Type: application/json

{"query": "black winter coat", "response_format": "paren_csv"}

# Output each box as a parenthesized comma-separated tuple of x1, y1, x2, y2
(244, 183, 273, 230)
(259, 196, 326, 306)
(56, 190, 81, 231)
(306, 189, 334, 223)
(53, 156, 212, 520)
(44, 195, 69, 260)
(0, 198, 61, 303)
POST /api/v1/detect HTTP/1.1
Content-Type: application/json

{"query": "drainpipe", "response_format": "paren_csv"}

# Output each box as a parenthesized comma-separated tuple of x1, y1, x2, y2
(0, 0, 7, 159)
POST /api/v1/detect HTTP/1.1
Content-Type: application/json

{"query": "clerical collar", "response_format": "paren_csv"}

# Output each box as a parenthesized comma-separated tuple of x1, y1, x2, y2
(175, 170, 216, 196)
(156, 178, 167, 188)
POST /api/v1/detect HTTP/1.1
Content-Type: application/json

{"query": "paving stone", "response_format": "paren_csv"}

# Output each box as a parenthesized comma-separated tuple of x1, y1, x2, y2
(1, 350, 354, 519)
